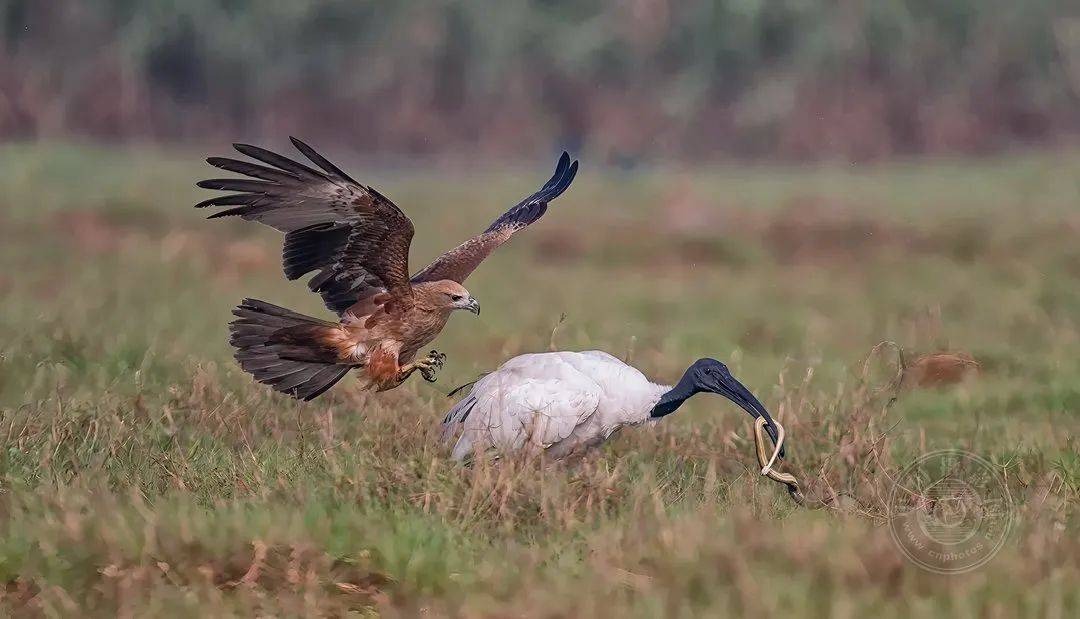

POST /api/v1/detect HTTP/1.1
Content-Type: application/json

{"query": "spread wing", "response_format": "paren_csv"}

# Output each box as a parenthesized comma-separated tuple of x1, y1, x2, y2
(411, 151, 578, 284)
(196, 138, 414, 315)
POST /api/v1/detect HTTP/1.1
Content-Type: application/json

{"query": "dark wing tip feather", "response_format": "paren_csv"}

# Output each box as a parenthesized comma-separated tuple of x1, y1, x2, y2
(289, 136, 358, 184)
(231, 142, 325, 179)
(526, 155, 578, 205)
(206, 207, 249, 219)
(481, 152, 578, 233)
(196, 178, 274, 192)
(195, 193, 253, 209)
(537, 151, 571, 194)
(231, 143, 268, 159)
(196, 143, 323, 212)
(536, 154, 577, 203)
(552, 151, 570, 178)
(205, 156, 296, 182)
(206, 156, 239, 167)
(550, 159, 578, 199)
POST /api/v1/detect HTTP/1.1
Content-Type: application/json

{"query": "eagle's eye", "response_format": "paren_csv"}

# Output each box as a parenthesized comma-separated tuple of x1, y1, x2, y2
(450, 294, 464, 302)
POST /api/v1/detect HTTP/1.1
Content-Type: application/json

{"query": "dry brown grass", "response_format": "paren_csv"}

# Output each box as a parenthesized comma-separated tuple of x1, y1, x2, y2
(1, 145, 1079, 615)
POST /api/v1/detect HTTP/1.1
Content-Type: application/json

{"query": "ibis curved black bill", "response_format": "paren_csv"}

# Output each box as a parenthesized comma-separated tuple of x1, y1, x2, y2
(650, 357, 785, 459)
(706, 368, 785, 459)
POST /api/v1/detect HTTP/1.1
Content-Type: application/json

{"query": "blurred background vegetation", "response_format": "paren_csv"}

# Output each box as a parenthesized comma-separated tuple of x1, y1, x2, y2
(3, 0, 1079, 161)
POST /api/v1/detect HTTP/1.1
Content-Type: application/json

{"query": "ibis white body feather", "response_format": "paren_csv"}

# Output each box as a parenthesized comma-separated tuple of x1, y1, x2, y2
(443, 350, 672, 459)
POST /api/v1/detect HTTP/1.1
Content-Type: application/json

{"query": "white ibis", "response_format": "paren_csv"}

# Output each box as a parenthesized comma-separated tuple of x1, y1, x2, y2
(442, 350, 800, 498)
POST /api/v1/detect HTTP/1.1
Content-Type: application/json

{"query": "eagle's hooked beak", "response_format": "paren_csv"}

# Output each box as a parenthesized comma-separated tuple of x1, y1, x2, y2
(464, 297, 480, 316)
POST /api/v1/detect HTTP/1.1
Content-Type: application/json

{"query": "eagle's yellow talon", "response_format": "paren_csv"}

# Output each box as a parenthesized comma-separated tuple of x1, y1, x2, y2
(428, 350, 447, 368)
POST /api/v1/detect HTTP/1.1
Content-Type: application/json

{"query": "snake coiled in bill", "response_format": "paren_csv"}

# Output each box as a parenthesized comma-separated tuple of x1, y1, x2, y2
(752, 416, 806, 506)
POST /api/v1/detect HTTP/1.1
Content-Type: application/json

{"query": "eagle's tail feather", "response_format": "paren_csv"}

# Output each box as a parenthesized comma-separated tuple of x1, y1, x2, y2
(229, 298, 351, 401)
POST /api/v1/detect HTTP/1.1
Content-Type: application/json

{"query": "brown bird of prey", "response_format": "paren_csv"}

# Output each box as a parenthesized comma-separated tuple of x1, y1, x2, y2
(196, 138, 578, 399)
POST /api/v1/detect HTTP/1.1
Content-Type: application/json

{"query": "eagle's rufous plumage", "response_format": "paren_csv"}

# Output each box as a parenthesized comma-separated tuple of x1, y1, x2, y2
(197, 140, 577, 398)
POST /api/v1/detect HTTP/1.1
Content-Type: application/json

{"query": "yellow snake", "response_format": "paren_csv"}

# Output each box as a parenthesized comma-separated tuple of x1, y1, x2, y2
(752, 416, 805, 505)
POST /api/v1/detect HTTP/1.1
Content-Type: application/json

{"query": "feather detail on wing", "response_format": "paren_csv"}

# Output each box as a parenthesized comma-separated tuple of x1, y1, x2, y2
(443, 354, 601, 460)
(196, 138, 415, 315)
(412, 151, 578, 284)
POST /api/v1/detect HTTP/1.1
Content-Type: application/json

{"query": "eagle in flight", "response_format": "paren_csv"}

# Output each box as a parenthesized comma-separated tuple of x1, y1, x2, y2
(196, 138, 578, 399)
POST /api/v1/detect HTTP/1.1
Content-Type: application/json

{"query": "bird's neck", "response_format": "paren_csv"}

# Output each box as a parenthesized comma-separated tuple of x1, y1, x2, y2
(649, 368, 698, 418)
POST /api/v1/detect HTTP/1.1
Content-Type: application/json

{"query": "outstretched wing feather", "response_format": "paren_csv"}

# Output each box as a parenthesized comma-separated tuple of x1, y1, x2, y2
(412, 152, 578, 284)
(196, 138, 414, 314)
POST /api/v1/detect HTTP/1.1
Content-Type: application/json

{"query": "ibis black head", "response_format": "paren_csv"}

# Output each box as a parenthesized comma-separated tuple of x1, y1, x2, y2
(650, 358, 785, 458)
(691, 358, 784, 457)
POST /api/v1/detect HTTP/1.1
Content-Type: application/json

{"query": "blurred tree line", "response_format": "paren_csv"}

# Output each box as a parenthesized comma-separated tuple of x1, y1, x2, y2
(2, 0, 1078, 161)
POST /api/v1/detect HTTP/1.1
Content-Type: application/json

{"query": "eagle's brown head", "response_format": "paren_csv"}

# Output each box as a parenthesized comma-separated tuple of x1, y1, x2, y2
(415, 280, 480, 315)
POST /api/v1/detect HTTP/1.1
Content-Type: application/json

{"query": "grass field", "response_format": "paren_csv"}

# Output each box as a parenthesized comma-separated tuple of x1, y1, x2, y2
(1, 143, 1079, 616)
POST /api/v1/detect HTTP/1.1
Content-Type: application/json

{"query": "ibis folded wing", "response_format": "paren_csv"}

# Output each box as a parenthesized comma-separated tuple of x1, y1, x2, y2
(445, 360, 600, 460)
